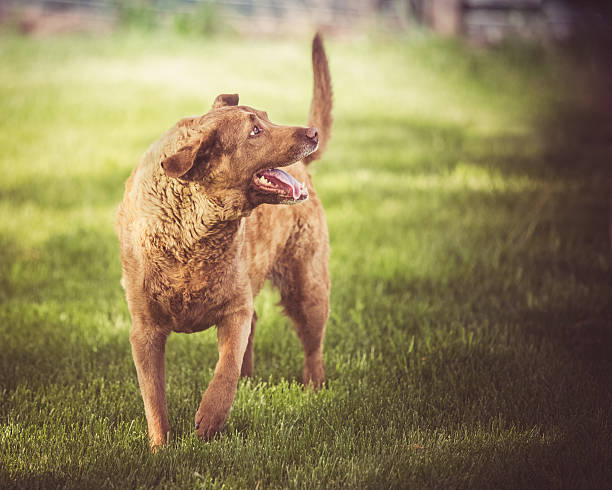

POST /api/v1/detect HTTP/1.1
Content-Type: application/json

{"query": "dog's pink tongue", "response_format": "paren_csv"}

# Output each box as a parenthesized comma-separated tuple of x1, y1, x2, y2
(264, 168, 301, 199)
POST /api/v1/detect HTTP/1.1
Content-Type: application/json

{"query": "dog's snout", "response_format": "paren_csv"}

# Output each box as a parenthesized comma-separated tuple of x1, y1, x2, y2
(306, 127, 318, 142)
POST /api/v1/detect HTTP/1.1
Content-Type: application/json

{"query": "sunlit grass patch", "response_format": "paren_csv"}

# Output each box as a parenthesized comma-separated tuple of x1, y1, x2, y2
(321, 163, 542, 196)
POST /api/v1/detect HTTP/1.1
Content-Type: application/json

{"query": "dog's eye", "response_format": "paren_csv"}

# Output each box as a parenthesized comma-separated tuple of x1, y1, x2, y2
(249, 125, 261, 137)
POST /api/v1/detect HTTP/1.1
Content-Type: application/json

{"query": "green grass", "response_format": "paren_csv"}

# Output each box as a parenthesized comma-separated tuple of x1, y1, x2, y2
(1, 31, 611, 488)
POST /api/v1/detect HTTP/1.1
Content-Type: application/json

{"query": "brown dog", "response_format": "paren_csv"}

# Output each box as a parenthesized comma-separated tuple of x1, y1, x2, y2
(116, 34, 332, 449)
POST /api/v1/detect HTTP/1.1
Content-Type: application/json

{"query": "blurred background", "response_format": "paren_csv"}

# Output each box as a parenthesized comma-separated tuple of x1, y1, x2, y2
(0, 0, 611, 42)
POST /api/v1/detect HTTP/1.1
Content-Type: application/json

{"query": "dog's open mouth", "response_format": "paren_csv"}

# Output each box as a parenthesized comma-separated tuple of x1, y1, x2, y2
(251, 168, 308, 203)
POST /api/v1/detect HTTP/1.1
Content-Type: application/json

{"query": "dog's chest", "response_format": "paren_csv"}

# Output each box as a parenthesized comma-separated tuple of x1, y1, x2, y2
(145, 249, 243, 333)
(149, 274, 236, 333)
(137, 215, 249, 331)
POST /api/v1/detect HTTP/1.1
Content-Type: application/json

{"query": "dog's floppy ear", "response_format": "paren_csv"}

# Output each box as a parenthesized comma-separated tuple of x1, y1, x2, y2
(161, 129, 216, 180)
(212, 93, 239, 109)
(161, 145, 198, 179)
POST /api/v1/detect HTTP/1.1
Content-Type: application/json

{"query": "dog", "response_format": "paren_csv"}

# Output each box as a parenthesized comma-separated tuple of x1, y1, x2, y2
(116, 34, 332, 449)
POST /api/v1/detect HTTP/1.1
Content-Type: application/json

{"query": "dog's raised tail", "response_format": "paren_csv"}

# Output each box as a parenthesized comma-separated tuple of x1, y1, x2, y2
(303, 32, 333, 165)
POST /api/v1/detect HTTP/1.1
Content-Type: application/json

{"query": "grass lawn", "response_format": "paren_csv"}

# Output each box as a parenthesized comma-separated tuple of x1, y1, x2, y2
(1, 30, 611, 488)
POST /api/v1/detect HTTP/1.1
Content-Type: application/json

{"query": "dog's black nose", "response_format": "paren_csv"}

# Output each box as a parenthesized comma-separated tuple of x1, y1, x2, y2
(306, 127, 318, 142)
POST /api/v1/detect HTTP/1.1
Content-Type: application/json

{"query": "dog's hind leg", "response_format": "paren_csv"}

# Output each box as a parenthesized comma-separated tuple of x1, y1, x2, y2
(240, 311, 257, 378)
(274, 253, 330, 390)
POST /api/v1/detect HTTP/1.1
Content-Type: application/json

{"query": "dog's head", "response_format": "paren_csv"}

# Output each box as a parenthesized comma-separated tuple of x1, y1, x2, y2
(160, 94, 317, 216)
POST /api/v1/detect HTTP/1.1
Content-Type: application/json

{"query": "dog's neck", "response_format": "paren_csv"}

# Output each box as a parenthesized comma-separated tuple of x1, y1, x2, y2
(141, 171, 247, 265)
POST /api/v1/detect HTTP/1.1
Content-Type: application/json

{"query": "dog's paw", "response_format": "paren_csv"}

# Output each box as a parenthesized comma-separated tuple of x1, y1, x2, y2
(193, 373, 238, 440)
(150, 440, 167, 453)
(149, 430, 171, 452)
(194, 409, 226, 440)
(302, 363, 325, 391)
(194, 394, 232, 440)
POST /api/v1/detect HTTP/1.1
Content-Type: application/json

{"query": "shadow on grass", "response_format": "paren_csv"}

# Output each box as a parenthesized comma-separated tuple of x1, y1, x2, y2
(0, 470, 66, 490)
(327, 88, 612, 480)
(0, 227, 128, 393)
(512, 44, 612, 389)
(0, 227, 122, 304)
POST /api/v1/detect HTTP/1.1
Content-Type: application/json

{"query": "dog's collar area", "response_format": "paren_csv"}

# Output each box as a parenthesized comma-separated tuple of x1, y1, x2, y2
(252, 168, 308, 202)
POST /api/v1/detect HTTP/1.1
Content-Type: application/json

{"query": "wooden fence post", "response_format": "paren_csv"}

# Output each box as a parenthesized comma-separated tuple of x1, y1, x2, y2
(425, 0, 463, 36)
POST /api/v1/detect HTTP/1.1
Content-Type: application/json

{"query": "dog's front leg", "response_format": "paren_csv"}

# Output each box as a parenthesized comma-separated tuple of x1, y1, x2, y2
(130, 324, 170, 450)
(195, 306, 252, 439)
